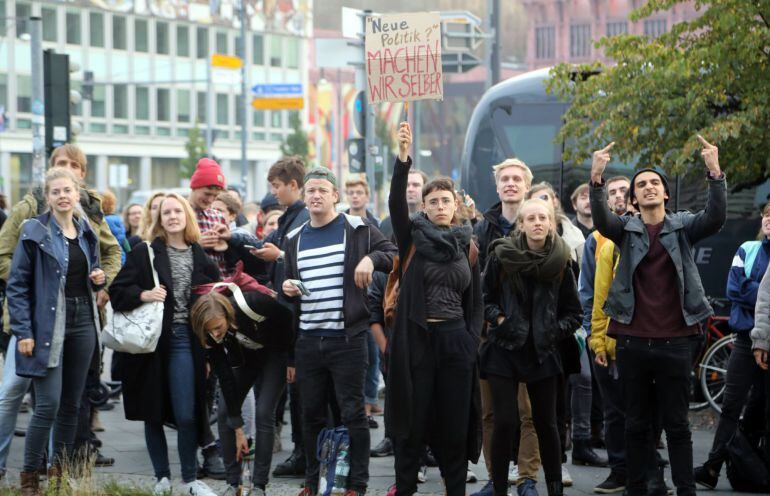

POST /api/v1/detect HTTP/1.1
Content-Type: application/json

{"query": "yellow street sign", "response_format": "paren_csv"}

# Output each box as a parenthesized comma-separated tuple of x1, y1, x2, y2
(251, 97, 304, 110)
(211, 54, 242, 69)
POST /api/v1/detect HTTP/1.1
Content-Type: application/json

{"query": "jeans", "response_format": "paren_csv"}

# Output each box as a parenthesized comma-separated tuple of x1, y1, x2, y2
(296, 333, 369, 493)
(23, 297, 96, 471)
(616, 335, 697, 496)
(393, 320, 476, 496)
(0, 335, 32, 471)
(703, 333, 764, 473)
(365, 329, 380, 405)
(217, 349, 287, 487)
(144, 325, 198, 483)
(590, 351, 626, 478)
(488, 374, 561, 495)
(569, 347, 593, 440)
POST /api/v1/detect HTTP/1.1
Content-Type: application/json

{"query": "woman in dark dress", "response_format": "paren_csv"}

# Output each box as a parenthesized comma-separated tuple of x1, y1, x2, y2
(385, 122, 483, 496)
(481, 197, 582, 496)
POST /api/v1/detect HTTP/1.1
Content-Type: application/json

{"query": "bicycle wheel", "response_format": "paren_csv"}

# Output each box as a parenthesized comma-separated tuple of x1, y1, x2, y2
(699, 334, 734, 414)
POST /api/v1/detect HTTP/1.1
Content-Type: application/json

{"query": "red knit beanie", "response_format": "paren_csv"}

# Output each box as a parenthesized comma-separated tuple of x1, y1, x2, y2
(190, 158, 226, 190)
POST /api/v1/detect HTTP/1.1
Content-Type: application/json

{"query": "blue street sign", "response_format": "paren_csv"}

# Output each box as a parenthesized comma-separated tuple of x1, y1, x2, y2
(251, 84, 303, 96)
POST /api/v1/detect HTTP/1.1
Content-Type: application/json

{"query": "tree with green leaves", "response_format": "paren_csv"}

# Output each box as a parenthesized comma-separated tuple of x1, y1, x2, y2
(281, 111, 310, 165)
(548, 0, 770, 189)
(181, 121, 207, 179)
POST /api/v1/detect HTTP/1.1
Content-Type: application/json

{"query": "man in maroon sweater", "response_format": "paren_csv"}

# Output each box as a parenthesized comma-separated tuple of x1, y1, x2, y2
(588, 137, 726, 496)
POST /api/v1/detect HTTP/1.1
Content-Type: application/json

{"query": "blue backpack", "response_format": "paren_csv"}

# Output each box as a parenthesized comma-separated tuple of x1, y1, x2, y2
(316, 426, 350, 496)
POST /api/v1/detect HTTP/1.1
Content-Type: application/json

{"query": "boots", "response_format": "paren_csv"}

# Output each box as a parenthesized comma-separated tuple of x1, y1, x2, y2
(571, 439, 608, 467)
(47, 463, 62, 493)
(20, 471, 40, 496)
(546, 481, 564, 496)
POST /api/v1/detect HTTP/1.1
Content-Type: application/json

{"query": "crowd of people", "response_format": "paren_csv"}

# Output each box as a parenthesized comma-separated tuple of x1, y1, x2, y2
(0, 123, 768, 496)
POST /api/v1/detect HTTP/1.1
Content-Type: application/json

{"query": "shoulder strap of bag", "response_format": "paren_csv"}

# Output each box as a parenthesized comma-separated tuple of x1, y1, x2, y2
(399, 244, 417, 279)
(146, 241, 160, 287)
(209, 282, 266, 323)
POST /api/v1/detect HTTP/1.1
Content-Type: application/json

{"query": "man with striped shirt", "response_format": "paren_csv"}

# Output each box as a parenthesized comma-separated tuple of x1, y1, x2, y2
(282, 167, 397, 496)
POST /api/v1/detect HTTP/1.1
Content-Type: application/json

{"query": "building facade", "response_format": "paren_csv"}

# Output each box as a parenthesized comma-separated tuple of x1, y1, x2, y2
(0, 0, 312, 206)
(522, 0, 699, 70)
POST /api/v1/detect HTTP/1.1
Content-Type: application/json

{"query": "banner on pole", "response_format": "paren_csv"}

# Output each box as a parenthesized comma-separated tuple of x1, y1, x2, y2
(365, 12, 443, 104)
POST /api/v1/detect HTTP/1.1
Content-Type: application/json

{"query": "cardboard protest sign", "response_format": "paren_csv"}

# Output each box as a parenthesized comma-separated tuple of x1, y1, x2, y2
(365, 12, 443, 104)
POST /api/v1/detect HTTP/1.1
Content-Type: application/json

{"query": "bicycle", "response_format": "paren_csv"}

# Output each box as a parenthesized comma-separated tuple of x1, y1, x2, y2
(689, 298, 731, 413)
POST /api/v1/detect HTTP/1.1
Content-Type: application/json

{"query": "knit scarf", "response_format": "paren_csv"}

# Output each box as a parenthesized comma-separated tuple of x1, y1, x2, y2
(490, 231, 570, 292)
(411, 213, 473, 263)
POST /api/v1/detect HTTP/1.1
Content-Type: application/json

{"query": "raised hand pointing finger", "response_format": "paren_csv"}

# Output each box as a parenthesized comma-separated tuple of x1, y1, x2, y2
(697, 135, 715, 149)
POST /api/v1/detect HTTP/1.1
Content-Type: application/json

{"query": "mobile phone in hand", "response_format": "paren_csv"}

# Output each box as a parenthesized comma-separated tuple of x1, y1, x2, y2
(287, 279, 311, 296)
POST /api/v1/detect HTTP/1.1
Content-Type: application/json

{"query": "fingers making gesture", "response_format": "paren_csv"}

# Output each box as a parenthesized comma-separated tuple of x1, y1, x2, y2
(697, 135, 721, 176)
(590, 142, 615, 184)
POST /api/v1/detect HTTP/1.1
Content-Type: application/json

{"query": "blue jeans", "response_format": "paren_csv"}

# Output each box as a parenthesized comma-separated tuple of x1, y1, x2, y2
(365, 330, 380, 405)
(144, 324, 199, 483)
(0, 335, 32, 471)
(24, 297, 97, 471)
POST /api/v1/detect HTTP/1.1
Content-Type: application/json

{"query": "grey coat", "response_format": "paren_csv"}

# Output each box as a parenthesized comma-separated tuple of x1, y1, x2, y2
(589, 174, 727, 327)
(750, 265, 770, 351)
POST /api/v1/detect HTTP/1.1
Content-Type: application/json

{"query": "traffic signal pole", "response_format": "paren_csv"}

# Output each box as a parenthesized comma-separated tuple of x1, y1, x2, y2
(30, 16, 45, 184)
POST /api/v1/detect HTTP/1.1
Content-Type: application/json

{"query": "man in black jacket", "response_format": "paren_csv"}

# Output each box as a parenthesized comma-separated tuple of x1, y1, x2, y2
(282, 167, 396, 496)
(589, 137, 726, 496)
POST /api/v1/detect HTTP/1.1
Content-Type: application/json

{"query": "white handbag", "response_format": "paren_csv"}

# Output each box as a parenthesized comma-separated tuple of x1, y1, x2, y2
(102, 243, 164, 354)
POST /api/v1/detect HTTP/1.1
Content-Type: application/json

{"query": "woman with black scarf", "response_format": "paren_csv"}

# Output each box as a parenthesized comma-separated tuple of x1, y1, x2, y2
(481, 198, 582, 496)
(385, 122, 483, 496)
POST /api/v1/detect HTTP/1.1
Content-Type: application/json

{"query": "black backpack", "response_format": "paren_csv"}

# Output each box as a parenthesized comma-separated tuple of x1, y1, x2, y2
(726, 427, 770, 492)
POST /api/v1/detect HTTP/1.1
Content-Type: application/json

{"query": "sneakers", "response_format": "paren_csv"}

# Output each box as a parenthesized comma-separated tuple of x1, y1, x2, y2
(467, 468, 478, 483)
(694, 465, 718, 489)
(367, 416, 379, 429)
(153, 477, 171, 496)
(386, 484, 398, 496)
(200, 445, 226, 480)
(370, 437, 394, 457)
(594, 472, 626, 494)
(183, 480, 217, 496)
(508, 463, 519, 484)
(417, 465, 428, 483)
(470, 480, 494, 496)
(517, 478, 539, 496)
(561, 465, 573, 487)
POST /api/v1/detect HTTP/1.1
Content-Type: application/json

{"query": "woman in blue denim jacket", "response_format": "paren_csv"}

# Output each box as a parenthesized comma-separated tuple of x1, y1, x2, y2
(7, 168, 105, 495)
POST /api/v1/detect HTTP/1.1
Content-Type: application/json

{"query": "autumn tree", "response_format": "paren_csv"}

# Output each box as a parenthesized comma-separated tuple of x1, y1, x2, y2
(548, 0, 770, 189)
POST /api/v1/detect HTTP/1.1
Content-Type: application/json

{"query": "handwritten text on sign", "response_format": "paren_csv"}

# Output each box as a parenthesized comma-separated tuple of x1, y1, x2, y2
(365, 12, 443, 104)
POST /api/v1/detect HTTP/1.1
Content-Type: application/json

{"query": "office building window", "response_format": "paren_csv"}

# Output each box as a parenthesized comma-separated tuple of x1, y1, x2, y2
(156, 21, 169, 54)
(113, 16, 127, 49)
(216, 94, 228, 125)
(90, 12, 104, 47)
(606, 21, 628, 37)
(66, 11, 81, 44)
(253, 110, 265, 127)
(135, 19, 148, 52)
(177, 89, 190, 122)
(157, 88, 170, 121)
(0, 74, 7, 109)
(177, 25, 189, 56)
(644, 19, 668, 38)
(197, 91, 206, 121)
(270, 36, 282, 67)
(271, 111, 282, 128)
(91, 84, 106, 117)
(42, 7, 57, 42)
(136, 86, 149, 120)
(570, 24, 591, 58)
(535, 26, 555, 59)
(0, 1, 6, 37)
(17, 75, 31, 112)
(113, 84, 127, 119)
(286, 37, 299, 69)
(70, 80, 82, 115)
(252, 34, 264, 65)
(196, 27, 208, 59)
(216, 31, 228, 53)
(15, 2, 31, 38)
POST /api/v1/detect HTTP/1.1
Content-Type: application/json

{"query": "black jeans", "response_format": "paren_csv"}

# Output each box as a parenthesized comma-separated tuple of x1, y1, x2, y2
(217, 349, 287, 487)
(590, 351, 627, 478)
(703, 333, 764, 473)
(393, 320, 476, 496)
(295, 333, 369, 492)
(616, 335, 697, 496)
(488, 374, 561, 495)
